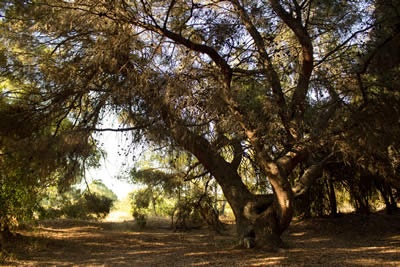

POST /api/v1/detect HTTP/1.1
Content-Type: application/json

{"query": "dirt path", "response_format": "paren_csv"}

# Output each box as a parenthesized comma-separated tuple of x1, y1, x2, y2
(2, 212, 400, 266)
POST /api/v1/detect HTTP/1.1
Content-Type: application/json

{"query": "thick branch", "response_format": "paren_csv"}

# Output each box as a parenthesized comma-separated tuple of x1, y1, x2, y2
(292, 164, 323, 197)
(158, 99, 253, 214)
(292, 153, 334, 197)
(150, 26, 232, 80)
(269, 0, 313, 124)
(230, 0, 288, 125)
(231, 138, 244, 170)
(276, 149, 309, 177)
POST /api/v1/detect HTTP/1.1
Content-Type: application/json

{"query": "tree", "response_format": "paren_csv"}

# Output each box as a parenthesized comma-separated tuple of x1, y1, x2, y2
(39, 181, 116, 220)
(88, 180, 118, 202)
(0, 0, 398, 250)
(129, 168, 181, 226)
(129, 151, 226, 232)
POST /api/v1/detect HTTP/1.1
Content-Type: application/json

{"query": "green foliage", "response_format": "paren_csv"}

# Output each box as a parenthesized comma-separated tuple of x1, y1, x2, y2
(130, 190, 149, 228)
(39, 181, 116, 220)
(0, 175, 37, 231)
(0, 116, 97, 230)
(132, 210, 147, 228)
(84, 193, 114, 219)
(128, 166, 184, 226)
(128, 159, 224, 230)
(172, 199, 203, 231)
(0, 65, 100, 232)
(88, 180, 118, 202)
(132, 189, 151, 209)
(129, 188, 176, 228)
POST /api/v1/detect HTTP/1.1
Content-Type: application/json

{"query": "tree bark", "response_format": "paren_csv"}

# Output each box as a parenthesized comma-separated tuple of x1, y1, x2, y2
(326, 178, 338, 217)
(236, 193, 285, 250)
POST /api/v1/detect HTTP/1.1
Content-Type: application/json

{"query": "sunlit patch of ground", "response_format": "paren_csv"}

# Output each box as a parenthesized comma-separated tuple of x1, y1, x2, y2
(2, 211, 400, 266)
(103, 210, 132, 222)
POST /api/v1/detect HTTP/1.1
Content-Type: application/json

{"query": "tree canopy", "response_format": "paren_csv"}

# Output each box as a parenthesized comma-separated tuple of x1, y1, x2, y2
(0, 0, 399, 249)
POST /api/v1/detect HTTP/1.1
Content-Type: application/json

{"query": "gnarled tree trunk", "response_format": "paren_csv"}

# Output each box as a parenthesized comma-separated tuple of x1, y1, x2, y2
(235, 194, 285, 250)
(164, 113, 293, 249)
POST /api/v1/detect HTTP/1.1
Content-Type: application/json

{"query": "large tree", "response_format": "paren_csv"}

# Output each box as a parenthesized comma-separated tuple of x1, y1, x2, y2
(1, 0, 398, 249)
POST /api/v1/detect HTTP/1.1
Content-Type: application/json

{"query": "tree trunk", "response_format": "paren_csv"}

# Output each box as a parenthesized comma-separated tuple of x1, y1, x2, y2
(162, 104, 296, 249)
(219, 200, 227, 216)
(326, 178, 338, 217)
(197, 201, 226, 233)
(171, 125, 290, 248)
(151, 194, 157, 215)
(0, 224, 13, 250)
(233, 193, 287, 250)
(388, 187, 398, 212)
(377, 183, 398, 214)
(193, 151, 291, 249)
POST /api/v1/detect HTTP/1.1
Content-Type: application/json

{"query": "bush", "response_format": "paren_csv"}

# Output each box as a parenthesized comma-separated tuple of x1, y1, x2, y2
(39, 189, 115, 220)
(84, 193, 114, 219)
(63, 200, 89, 219)
(132, 210, 147, 228)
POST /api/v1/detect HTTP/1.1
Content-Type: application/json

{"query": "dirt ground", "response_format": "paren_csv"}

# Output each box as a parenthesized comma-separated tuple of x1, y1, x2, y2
(1, 211, 400, 266)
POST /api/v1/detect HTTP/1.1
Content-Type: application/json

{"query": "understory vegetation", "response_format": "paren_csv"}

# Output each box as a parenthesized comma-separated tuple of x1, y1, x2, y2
(38, 180, 117, 220)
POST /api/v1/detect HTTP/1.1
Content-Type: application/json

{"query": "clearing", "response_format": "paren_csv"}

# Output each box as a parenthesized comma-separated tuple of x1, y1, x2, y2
(1, 211, 400, 266)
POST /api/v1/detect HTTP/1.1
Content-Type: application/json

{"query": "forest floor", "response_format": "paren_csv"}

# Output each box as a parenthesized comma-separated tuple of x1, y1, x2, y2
(1, 211, 400, 266)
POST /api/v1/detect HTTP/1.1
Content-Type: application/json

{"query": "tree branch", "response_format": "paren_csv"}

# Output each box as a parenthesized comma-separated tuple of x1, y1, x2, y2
(82, 123, 152, 132)
(231, 138, 244, 170)
(314, 24, 374, 68)
(292, 153, 334, 197)
(163, 0, 176, 29)
(269, 0, 313, 126)
(292, 164, 323, 197)
(230, 0, 287, 120)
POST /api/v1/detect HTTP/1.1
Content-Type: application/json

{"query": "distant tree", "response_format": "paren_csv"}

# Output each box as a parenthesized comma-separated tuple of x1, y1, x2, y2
(129, 151, 225, 232)
(83, 193, 115, 219)
(39, 181, 116, 220)
(88, 180, 118, 202)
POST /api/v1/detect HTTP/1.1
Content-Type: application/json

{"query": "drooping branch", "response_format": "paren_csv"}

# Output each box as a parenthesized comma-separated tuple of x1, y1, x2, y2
(314, 25, 374, 68)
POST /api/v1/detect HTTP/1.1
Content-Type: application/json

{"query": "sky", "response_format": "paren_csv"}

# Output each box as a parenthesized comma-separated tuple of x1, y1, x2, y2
(86, 118, 140, 200)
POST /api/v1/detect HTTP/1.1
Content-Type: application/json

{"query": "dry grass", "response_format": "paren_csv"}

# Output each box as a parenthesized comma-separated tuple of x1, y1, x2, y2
(1, 211, 399, 266)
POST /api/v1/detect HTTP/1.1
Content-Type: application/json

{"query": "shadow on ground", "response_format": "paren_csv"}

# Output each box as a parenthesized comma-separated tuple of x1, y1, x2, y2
(2, 212, 400, 266)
